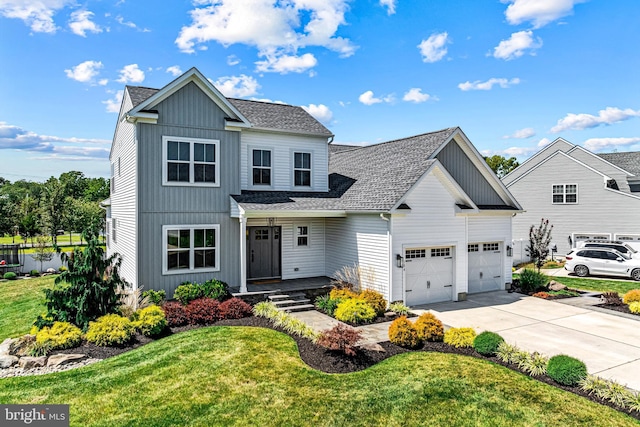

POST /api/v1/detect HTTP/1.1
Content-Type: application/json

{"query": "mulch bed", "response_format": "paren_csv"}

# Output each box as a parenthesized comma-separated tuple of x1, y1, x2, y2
(595, 303, 639, 316)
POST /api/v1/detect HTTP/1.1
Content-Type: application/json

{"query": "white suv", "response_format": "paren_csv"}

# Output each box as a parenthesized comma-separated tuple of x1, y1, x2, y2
(565, 248, 640, 281)
(578, 240, 639, 259)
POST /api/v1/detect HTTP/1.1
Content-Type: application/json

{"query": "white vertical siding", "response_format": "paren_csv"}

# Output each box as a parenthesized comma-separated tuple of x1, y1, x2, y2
(240, 131, 329, 191)
(467, 215, 513, 285)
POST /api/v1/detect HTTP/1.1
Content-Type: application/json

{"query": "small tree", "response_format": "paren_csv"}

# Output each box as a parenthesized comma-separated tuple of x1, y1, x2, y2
(526, 218, 553, 272)
(31, 235, 54, 272)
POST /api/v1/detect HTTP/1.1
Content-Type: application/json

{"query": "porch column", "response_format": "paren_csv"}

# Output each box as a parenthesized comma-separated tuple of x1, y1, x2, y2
(239, 216, 247, 293)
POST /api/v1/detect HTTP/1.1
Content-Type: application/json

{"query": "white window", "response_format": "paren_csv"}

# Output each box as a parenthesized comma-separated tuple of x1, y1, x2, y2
(431, 248, 450, 257)
(118, 157, 121, 177)
(483, 243, 499, 252)
(552, 184, 577, 204)
(162, 136, 219, 186)
(110, 163, 115, 193)
(405, 249, 426, 259)
(111, 218, 117, 243)
(252, 149, 272, 186)
(294, 152, 311, 187)
(105, 221, 110, 248)
(295, 225, 309, 247)
(163, 225, 220, 274)
(468, 244, 479, 252)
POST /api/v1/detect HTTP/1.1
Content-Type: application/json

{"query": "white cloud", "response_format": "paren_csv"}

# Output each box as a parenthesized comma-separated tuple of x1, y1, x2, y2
(0, 0, 74, 33)
(493, 30, 542, 60)
(166, 65, 182, 76)
(117, 64, 145, 84)
(68, 10, 102, 37)
(213, 74, 260, 98)
(582, 137, 640, 152)
(302, 104, 333, 125)
(402, 88, 432, 103)
(551, 107, 640, 133)
(458, 77, 520, 91)
(115, 15, 149, 32)
(103, 90, 124, 113)
(175, 0, 356, 69)
(98, 78, 108, 86)
(255, 52, 317, 74)
(380, 0, 396, 15)
(503, 127, 535, 139)
(417, 32, 449, 63)
(358, 90, 383, 106)
(227, 55, 240, 66)
(64, 60, 103, 84)
(537, 137, 552, 148)
(503, 0, 585, 29)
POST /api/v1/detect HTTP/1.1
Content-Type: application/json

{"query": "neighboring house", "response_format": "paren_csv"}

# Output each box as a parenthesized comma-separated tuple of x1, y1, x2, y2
(106, 67, 522, 306)
(502, 138, 640, 257)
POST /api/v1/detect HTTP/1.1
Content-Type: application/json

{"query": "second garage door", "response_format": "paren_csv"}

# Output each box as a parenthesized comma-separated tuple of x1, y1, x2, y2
(405, 247, 454, 305)
(468, 242, 502, 294)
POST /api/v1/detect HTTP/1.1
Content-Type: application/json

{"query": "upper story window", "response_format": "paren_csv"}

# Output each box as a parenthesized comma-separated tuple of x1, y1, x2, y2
(163, 224, 220, 274)
(294, 152, 311, 187)
(110, 163, 116, 193)
(252, 149, 272, 186)
(162, 136, 219, 187)
(552, 184, 577, 204)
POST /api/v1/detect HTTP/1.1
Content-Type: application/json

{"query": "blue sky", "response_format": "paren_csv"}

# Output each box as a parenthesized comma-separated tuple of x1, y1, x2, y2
(1, 0, 639, 182)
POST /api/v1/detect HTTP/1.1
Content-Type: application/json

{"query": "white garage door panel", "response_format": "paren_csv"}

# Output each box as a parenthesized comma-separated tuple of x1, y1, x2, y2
(468, 242, 502, 294)
(405, 247, 453, 305)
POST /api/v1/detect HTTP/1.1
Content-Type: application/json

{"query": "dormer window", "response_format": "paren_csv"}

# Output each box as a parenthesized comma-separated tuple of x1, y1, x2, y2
(252, 149, 271, 186)
(294, 152, 311, 187)
(162, 136, 219, 186)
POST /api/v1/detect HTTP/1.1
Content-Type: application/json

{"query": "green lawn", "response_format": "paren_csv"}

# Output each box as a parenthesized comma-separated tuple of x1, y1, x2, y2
(551, 276, 640, 295)
(0, 275, 55, 338)
(0, 326, 637, 427)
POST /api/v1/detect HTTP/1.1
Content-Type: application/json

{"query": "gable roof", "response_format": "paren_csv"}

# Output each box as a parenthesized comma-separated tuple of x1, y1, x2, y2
(127, 86, 159, 108)
(598, 152, 640, 176)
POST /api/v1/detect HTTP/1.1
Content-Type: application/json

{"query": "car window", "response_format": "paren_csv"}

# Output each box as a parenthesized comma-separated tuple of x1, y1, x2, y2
(585, 243, 629, 253)
(604, 252, 620, 260)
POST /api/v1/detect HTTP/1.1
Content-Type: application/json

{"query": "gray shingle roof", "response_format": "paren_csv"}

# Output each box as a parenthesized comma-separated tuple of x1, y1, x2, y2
(598, 152, 640, 176)
(127, 86, 159, 108)
(233, 128, 458, 212)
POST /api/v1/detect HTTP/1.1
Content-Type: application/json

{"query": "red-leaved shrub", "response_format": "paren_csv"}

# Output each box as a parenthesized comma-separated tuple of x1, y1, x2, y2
(316, 324, 363, 356)
(219, 297, 252, 319)
(162, 301, 188, 327)
(186, 298, 221, 325)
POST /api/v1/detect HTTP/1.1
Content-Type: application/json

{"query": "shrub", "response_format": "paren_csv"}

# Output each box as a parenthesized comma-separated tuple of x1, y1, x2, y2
(623, 289, 640, 305)
(473, 331, 504, 356)
(27, 340, 53, 357)
(32, 313, 55, 332)
(601, 291, 623, 306)
(547, 289, 580, 298)
(161, 301, 189, 327)
(388, 316, 420, 348)
(518, 352, 548, 376)
(173, 283, 202, 305)
(358, 289, 387, 315)
(253, 301, 279, 318)
(259, 306, 318, 342)
(186, 298, 221, 325)
(30, 269, 40, 276)
(532, 291, 550, 299)
(496, 341, 521, 364)
(547, 354, 587, 386)
(629, 301, 640, 314)
(3, 272, 17, 280)
(388, 302, 410, 316)
(444, 327, 476, 348)
(317, 324, 363, 356)
(219, 298, 252, 319)
(132, 306, 167, 336)
(315, 294, 340, 316)
(414, 313, 444, 342)
(85, 314, 134, 346)
(201, 279, 230, 301)
(35, 321, 82, 350)
(142, 289, 166, 305)
(329, 287, 358, 301)
(519, 269, 548, 293)
(58, 266, 68, 272)
(334, 298, 376, 324)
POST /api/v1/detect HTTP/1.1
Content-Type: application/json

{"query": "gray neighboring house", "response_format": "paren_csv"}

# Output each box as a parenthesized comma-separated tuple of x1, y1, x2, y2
(106, 67, 522, 306)
(502, 138, 640, 257)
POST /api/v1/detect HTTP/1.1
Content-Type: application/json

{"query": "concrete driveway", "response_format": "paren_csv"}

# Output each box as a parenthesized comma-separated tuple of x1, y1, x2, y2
(413, 291, 640, 391)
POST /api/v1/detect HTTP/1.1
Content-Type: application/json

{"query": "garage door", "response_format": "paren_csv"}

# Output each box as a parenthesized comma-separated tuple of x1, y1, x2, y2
(468, 242, 502, 294)
(405, 247, 453, 306)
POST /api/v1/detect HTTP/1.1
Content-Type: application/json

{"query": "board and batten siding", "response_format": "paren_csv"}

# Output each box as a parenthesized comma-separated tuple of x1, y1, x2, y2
(240, 130, 329, 192)
(467, 216, 513, 286)
(508, 153, 640, 255)
(325, 215, 391, 300)
(390, 171, 468, 303)
(108, 90, 138, 288)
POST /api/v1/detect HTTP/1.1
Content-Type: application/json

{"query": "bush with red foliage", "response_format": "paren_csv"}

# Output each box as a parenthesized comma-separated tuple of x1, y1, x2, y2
(532, 291, 551, 299)
(162, 301, 188, 327)
(219, 297, 252, 319)
(316, 324, 363, 356)
(186, 298, 222, 325)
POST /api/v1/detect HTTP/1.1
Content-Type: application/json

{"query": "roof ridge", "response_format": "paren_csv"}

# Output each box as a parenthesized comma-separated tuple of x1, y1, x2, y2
(331, 127, 458, 155)
(228, 97, 296, 107)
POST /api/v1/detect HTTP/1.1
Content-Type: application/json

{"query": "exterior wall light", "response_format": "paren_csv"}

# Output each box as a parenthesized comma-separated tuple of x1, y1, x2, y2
(396, 254, 404, 268)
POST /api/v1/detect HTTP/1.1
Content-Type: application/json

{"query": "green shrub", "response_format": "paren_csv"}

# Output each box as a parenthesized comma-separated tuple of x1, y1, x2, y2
(623, 289, 640, 305)
(518, 352, 548, 376)
(30, 269, 40, 276)
(3, 272, 17, 280)
(85, 314, 134, 346)
(315, 294, 340, 316)
(58, 265, 68, 272)
(253, 301, 279, 318)
(414, 313, 444, 342)
(388, 316, 420, 348)
(388, 302, 410, 316)
(547, 354, 587, 386)
(629, 301, 640, 314)
(358, 289, 387, 315)
(519, 268, 548, 293)
(201, 279, 229, 300)
(444, 327, 476, 348)
(473, 331, 504, 356)
(132, 305, 167, 336)
(173, 283, 201, 305)
(32, 313, 55, 332)
(334, 298, 376, 324)
(27, 340, 53, 357)
(35, 321, 83, 350)
(173, 279, 230, 305)
(496, 341, 521, 364)
(142, 289, 166, 305)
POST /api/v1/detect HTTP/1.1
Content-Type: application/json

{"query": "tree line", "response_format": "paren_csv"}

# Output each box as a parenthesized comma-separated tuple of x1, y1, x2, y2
(0, 171, 109, 245)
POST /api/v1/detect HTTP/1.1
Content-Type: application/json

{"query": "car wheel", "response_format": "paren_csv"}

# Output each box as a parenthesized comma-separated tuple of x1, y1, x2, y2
(632, 269, 640, 282)
(574, 265, 589, 277)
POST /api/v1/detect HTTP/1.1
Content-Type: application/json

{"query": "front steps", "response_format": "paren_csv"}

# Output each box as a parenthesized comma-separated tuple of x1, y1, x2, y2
(268, 293, 315, 312)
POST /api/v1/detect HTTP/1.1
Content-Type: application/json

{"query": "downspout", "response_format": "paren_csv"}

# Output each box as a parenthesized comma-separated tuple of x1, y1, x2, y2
(380, 213, 392, 303)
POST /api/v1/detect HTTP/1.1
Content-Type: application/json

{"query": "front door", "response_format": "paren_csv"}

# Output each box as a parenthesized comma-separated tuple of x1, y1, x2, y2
(247, 226, 281, 279)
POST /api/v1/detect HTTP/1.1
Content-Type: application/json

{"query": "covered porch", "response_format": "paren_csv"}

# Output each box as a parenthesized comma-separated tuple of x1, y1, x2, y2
(230, 275, 333, 294)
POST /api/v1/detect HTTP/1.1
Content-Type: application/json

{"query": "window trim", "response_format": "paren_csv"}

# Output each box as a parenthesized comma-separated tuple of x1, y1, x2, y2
(162, 224, 221, 275)
(111, 218, 117, 243)
(252, 148, 273, 187)
(294, 223, 310, 248)
(293, 151, 312, 188)
(552, 183, 578, 204)
(110, 162, 116, 193)
(162, 136, 220, 187)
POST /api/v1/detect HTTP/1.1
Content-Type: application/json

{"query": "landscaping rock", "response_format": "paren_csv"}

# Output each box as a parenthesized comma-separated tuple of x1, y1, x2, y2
(9, 335, 35, 357)
(383, 312, 397, 318)
(548, 281, 567, 291)
(47, 268, 56, 273)
(0, 338, 15, 355)
(47, 354, 86, 367)
(19, 356, 47, 369)
(358, 342, 386, 352)
(0, 355, 19, 368)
